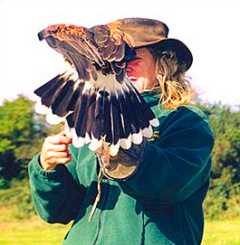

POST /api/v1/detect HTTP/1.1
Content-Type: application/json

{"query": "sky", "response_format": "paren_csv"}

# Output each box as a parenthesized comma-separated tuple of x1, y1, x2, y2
(0, 0, 239, 108)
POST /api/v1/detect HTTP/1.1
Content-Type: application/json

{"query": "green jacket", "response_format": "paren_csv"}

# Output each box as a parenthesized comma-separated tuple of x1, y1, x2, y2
(28, 91, 215, 245)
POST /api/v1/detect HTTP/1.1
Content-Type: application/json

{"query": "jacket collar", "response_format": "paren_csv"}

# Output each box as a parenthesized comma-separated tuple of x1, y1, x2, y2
(141, 88, 168, 118)
(141, 88, 161, 107)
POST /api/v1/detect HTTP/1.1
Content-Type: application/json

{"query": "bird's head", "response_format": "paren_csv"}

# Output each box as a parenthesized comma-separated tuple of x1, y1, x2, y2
(38, 24, 93, 79)
(38, 24, 89, 51)
(38, 24, 64, 48)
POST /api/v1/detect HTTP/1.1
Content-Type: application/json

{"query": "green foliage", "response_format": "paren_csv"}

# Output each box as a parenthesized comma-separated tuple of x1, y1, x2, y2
(0, 96, 34, 149)
(0, 138, 13, 153)
(0, 178, 35, 220)
(204, 168, 240, 219)
(201, 102, 240, 219)
(0, 177, 10, 189)
(0, 150, 19, 180)
(0, 95, 61, 182)
(0, 96, 35, 181)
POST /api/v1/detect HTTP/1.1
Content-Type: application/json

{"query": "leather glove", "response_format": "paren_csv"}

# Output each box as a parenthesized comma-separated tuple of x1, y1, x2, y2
(96, 139, 146, 180)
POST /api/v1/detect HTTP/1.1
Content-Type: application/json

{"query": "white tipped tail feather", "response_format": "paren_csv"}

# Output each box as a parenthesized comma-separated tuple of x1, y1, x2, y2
(34, 72, 160, 156)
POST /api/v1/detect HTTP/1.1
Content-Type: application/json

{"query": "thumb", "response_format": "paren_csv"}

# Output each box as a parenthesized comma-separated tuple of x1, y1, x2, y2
(57, 130, 72, 144)
(61, 123, 72, 139)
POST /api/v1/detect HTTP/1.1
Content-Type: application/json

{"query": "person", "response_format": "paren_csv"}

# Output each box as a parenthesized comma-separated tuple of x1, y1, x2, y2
(28, 19, 215, 245)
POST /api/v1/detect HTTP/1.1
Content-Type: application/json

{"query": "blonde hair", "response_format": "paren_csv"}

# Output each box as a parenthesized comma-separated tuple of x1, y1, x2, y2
(153, 51, 195, 110)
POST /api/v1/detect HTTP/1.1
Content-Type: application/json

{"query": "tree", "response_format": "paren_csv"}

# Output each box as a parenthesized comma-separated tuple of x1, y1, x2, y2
(0, 95, 64, 182)
(203, 102, 240, 219)
(0, 96, 36, 180)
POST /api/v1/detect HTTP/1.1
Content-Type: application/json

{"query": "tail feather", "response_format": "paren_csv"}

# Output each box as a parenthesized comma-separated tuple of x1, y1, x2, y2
(109, 93, 122, 145)
(103, 94, 112, 143)
(125, 81, 156, 123)
(80, 88, 96, 139)
(118, 89, 132, 138)
(86, 99, 95, 139)
(129, 88, 149, 130)
(122, 84, 142, 132)
(117, 88, 131, 138)
(74, 93, 87, 137)
(67, 83, 84, 111)
(51, 80, 75, 116)
(34, 74, 62, 97)
(85, 90, 97, 140)
(36, 75, 66, 107)
(93, 90, 106, 140)
(66, 112, 74, 128)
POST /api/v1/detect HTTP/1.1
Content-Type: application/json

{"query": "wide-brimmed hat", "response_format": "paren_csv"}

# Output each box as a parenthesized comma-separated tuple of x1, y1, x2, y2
(147, 38, 193, 71)
(106, 17, 193, 72)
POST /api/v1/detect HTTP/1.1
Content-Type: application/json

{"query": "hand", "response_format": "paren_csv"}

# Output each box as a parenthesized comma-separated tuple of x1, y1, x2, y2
(40, 132, 72, 171)
(95, 140, 146, 179)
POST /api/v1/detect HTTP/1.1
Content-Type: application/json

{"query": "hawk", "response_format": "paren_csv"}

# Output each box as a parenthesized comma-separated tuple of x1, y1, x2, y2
(34, 18, 192, 156)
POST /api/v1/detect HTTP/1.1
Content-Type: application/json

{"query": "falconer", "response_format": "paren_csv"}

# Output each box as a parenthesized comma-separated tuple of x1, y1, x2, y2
(28, 17, 215, 245)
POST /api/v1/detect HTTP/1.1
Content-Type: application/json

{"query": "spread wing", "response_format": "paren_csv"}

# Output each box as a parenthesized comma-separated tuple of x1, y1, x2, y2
(34, 20, 162, 156)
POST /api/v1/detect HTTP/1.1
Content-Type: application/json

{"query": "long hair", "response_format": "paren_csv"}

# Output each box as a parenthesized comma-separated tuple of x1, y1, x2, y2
(149, 49, 195, 110)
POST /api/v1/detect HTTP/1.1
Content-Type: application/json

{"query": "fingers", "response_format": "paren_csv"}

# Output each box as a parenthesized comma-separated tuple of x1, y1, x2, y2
(44, 157, 72, 171)
(45, 151, 70, 160)
(47, 156, 72, 165)
(47, 133, 72, 145)
(48, 144, 68, 152)
(40, 131, 73, 171)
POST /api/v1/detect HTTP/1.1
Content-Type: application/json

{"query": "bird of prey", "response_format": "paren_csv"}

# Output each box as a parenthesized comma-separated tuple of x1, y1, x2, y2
(34, 18, 170, 156)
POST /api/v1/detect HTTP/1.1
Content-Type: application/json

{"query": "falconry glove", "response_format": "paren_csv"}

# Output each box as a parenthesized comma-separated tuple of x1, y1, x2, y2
(97, 138, 147, 180)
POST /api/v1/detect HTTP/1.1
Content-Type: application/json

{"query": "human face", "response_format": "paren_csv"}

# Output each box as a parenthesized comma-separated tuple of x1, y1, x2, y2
(126, 47, 158, 93)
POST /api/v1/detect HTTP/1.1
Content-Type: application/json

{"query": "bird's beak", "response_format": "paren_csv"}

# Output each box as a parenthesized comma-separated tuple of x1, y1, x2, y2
(38, 30, 46, 41)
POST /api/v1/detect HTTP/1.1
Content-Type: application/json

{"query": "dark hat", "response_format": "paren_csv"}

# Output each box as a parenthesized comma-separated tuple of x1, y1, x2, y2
(107, 17, 193, 71)
(147, 38, 193, 72)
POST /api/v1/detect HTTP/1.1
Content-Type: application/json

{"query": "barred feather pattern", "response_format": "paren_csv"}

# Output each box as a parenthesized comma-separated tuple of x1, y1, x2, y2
(34, 70, 159, 156)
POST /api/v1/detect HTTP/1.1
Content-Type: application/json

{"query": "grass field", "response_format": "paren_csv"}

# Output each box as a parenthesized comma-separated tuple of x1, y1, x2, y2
(0, 217, 239, 245)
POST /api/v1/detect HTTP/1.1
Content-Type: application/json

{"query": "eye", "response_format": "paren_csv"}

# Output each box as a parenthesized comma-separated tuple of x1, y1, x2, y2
(126, 57, 142, 67)
(129, 56, 142, 62)
(46, 36, 57, 47)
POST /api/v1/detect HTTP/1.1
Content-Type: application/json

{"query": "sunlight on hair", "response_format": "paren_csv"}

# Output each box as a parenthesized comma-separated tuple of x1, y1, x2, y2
(154, 51, 195, 109)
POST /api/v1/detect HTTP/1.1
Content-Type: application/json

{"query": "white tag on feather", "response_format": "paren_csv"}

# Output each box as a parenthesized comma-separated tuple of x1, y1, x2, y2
(119, 135, 132, 150)
(150, 118, 160, 127)
(109, 142, 120, 156)
(142, 125, 153, 138)
(88, 137, 103, 151)
(72, 136, 85, 148)
(132, 130, 143, 145)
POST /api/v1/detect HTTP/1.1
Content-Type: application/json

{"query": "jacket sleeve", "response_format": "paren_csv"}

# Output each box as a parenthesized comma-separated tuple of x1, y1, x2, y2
(121, 105, 215, 204)
(28, 145, 86, 224)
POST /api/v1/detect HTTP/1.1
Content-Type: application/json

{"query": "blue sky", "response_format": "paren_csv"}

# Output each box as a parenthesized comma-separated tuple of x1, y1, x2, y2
(1, 0, 239, 107)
